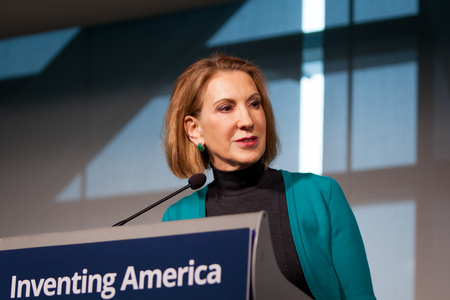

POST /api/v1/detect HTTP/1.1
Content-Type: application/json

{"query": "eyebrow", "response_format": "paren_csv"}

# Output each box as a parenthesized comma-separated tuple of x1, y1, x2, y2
(248, 93, 261, 100)
(209, 93, 261, 111)
(215, 93, 260, 102)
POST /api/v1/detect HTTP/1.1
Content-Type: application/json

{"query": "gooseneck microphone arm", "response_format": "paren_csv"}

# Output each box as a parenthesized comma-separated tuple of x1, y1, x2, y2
(112, 186, 189, 227)
(112, 173, 206, 227)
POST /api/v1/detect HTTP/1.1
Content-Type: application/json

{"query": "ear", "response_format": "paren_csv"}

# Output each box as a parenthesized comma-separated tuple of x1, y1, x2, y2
(184, 115, 204, 146)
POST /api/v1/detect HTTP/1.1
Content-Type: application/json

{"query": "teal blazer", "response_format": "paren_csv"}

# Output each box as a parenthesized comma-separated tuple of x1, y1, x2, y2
(163, 170, 376, 300)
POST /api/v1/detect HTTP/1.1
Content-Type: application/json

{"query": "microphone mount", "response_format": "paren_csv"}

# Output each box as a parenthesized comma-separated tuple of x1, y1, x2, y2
(112, 173, 206, 227)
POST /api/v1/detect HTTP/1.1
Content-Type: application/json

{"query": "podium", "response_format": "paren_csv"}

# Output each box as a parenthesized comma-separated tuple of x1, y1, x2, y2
(0, 211, 311, 299)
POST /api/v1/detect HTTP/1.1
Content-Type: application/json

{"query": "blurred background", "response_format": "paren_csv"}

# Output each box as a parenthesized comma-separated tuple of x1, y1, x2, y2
(1, 0, 449, 299)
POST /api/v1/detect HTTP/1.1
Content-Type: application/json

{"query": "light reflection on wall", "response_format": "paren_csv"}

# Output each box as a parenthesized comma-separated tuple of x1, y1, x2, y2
(323, 70, 349, 174)
(206, 0, 302, 47)
(268, 79, 301, 171)
(299, 68, 324, 174)
(351, 59, 418, 171)
(0, 27, 80, 81)
(353, 0, 419, 24)
(325, 0, 419, 29)
(298, 0, 325, 174)
(56, 95, 186, 202)
(323, 54, 418, 173)
(302, 0, 325, 33)
(353, 200, 416, 300)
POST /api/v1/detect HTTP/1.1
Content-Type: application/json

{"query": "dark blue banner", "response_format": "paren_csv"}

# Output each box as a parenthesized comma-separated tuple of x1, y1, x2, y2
(1, 228, 251, 299)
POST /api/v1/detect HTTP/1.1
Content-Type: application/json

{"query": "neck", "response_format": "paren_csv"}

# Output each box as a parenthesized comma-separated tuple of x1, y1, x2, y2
(210, 162, 266, 195)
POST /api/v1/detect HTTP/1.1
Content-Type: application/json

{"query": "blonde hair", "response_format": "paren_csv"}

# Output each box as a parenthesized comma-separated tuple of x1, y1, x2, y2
(163, 53, 279, 178)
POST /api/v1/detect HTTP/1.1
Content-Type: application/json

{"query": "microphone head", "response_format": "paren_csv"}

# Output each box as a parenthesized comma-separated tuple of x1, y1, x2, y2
(188, 173, 207, 190)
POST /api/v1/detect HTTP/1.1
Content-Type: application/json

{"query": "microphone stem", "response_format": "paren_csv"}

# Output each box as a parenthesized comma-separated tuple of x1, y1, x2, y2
(112, 184, 191, 227)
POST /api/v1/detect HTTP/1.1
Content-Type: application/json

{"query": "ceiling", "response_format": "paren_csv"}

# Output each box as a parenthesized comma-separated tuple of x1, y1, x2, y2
(0, 0, 240, 39)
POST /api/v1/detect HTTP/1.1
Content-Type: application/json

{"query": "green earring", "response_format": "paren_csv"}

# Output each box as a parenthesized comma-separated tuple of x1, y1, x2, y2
(197, 143, 205, 152)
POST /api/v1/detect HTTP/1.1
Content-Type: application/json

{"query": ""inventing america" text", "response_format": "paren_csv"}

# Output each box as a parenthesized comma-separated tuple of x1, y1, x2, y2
(10, 259, 222, 299)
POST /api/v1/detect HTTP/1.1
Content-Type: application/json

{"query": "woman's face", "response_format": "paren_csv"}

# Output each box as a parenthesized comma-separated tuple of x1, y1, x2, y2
(185, 71, 267, 171)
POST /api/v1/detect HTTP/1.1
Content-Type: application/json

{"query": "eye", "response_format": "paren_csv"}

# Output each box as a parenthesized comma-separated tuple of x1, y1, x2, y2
(218, 104, 233, 112)
(249, 99, 262, 109)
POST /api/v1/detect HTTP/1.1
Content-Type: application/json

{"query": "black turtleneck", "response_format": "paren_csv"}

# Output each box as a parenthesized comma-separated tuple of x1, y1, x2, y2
(205, 163, 314, 298)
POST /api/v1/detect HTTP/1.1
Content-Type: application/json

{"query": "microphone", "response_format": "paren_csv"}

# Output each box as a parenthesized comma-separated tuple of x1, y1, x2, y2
(112, 173, 206, 227)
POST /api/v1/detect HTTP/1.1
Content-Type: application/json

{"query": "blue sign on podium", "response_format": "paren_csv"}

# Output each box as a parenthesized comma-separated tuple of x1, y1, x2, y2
(1, 228, 251, 299)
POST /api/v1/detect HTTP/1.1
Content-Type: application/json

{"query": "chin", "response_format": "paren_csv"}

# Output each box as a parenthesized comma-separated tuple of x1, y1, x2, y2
(237, 155, 263, 168)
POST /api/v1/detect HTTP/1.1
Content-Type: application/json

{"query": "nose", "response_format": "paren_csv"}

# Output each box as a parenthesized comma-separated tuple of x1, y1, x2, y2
(237, 107, 254, 130)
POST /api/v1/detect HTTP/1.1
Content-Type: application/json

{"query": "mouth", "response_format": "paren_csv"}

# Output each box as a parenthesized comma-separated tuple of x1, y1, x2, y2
(235, 136, 259, 146)
(237, 136, 257, 142)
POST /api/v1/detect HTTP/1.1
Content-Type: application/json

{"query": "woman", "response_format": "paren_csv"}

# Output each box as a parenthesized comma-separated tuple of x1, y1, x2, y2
(162, 53, 376, 299)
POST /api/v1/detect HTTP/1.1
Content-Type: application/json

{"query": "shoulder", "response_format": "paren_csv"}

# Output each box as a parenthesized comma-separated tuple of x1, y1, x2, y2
(162, 186, 208, 221)
(280, 170, 340, 193)
(277, 170, 347, 212)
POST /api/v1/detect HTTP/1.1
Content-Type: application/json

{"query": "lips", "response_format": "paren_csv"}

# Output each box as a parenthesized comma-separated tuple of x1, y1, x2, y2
(236, 136, 257, 142)
(235, 136, 259, 147)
